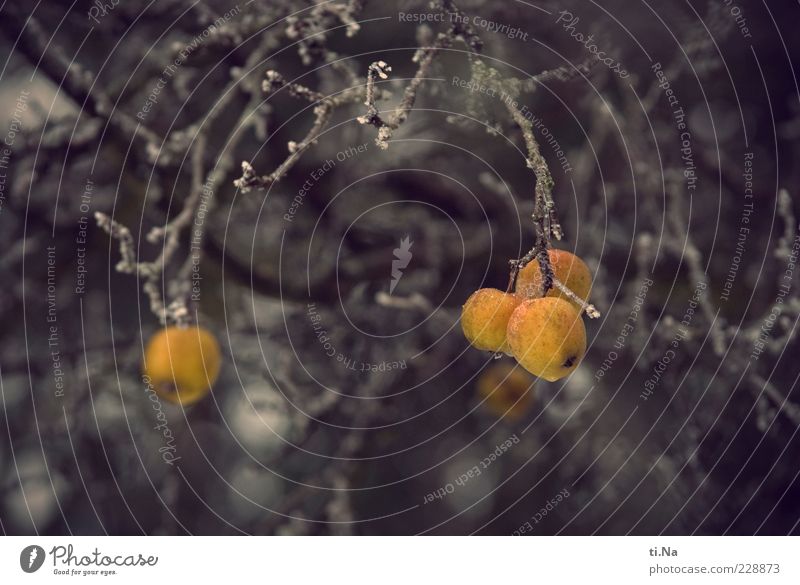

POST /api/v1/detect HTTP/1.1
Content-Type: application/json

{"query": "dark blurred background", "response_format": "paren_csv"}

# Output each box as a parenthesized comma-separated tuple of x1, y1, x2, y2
(1, 0, 799, 535)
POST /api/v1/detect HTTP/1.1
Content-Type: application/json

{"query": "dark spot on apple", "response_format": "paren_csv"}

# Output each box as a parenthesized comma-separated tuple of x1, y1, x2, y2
(562, 355, 576, 368)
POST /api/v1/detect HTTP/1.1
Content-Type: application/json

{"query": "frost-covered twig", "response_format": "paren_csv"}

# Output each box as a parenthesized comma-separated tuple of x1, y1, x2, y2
(286, 0, 367, 65)
(234, 80, 382, 192)
(750, 373, 800, 429)
(552, 279, 600, 319)
(95, 212, 187, 324)
(525, 56, 595, 89)
(358, 0, 482, 149)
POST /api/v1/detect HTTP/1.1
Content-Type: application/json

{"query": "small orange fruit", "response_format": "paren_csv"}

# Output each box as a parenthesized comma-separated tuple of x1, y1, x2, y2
(516, 249, 591, 306)
(143, 325, 221, 405)
(506, 297, 586, 382)
(461, 288, 520, 353)
(476, 362, 536, 419)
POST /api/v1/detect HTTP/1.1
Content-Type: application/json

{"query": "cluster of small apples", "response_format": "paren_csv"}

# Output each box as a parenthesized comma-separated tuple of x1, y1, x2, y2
(461, 249, 592, 382)
(143, 325, 222, 406)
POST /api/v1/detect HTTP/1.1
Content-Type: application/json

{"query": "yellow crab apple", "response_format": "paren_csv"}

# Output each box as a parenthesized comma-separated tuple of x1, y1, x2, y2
(143, 325, 221, 405)
(506, 297, 586, 382)
(516, 249, 592, 307)
(476, 362, 536, 419)
(461, 288, 520, 354)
